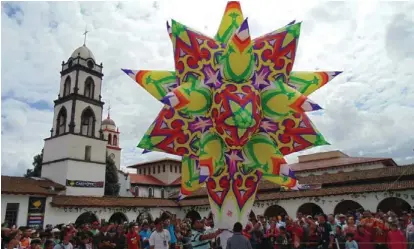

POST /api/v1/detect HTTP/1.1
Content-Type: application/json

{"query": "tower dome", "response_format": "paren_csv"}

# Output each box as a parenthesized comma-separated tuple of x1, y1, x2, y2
(70, 45, 95, 61)
(102, 117, 116, 127)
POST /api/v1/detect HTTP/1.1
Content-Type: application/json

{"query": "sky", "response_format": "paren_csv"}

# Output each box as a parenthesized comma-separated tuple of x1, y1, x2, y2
(1, 0, 414, 176)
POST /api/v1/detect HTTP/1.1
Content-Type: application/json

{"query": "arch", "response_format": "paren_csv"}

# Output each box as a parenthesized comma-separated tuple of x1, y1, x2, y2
(148, 187, 153, 198)
(334, 200, 363, 215)
(161, 188, 165, 199)
(75, 212, 98, 226)
(185, 210, 201, 221)
(108, 212, 128, 224)
(377, 197, 411, 216)
(113, 135, 118, 146)
(108, 134, 112, 145)
(264, 205, 288, 219)
(297, 203, 324, 217)
(137, 211, 153, 225)
(84, 77, 95, 99)
(80, 107, 96, 137)
(56, 107, 67, 136)
(63, 76, 71, 97)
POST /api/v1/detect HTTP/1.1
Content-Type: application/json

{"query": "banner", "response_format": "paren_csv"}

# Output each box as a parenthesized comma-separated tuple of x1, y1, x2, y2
(66, 179, 104, 188)
(27, 197, 46, 228)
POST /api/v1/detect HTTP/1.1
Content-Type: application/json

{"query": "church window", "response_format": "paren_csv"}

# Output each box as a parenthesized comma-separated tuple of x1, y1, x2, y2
(63, 77, 71, 97)
(56, 107, 67, 136)
(85, 146, 92, 161)
(87, 60, 94, 69)
(108, 134, 112, 145)
(163, 165, 165, 172)
(113, 135, 118, 146)
(148, 188, 153, 198)
(161, 189, 165, 199)
(4, 203, 19, 227)
(158, 165, 160, 174)
(143, 168, 146, 175)
(153, 167, 155, 174)
(174, 165, 178, 173)
(81, 108, 95, 137)
(84, 77, 95, 99)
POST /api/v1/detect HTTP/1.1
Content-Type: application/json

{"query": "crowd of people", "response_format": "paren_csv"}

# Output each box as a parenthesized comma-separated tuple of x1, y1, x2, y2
(1, 209, 414, 249)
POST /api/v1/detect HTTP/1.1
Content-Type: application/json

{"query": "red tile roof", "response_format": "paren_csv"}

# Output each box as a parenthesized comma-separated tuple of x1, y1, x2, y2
(127, 158, 181, 168)
(1, 176, 65, 196)
(289, 157, 396, 172)
(126, 152, 396, 173)
(171, 165, 414, 198)
(170, 177, 181, 186)
(51, 195, 177, 207)
(129, 174, 166, 186)
(178, 180, 414, 206)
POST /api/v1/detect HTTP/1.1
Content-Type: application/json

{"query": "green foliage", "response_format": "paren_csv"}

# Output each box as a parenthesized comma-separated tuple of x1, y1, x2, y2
(25, 150, 43, 178)
(104, 156, 120, 196)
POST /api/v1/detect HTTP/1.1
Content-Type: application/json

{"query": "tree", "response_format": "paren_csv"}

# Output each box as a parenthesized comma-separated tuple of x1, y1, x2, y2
(105, 156, 120, 196)
(25, 150, 43, 178)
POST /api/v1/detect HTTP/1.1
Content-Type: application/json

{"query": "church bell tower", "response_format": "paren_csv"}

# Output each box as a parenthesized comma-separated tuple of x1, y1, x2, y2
(41, 35, 108, 196)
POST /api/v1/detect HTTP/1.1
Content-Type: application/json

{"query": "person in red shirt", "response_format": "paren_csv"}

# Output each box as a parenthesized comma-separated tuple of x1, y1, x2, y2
(387, 223, 406, 249)
(266, 221, 279, 249)
(127, 224, 141, 249)
(354, 225, 374, 249)
(372, 217, 388, 249)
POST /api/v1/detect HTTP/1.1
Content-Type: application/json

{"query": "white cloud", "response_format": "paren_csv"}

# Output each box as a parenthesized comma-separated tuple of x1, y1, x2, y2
(2, 0, 414, 176)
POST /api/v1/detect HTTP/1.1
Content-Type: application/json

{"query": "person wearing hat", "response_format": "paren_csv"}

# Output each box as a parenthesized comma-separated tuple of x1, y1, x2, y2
(190, 218, 222, 249)
(148, 218, 170, 249)
(51, 228, 60, 245)
(338, 214, 347, 228)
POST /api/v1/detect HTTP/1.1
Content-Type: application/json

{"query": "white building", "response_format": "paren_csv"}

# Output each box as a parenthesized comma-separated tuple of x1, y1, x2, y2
(2, 44, 414, 229)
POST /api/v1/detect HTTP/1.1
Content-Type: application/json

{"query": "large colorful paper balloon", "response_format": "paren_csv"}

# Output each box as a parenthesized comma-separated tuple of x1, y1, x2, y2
(122, 1, 341, 246)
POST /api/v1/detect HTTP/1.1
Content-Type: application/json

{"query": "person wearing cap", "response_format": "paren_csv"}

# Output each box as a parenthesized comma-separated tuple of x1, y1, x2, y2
(317, 214, 333, 249)
(190, 218, 222, 249)
(139, 222, 151, 249)
(126, 224, 141, 249)
(149, 218, 170, 249)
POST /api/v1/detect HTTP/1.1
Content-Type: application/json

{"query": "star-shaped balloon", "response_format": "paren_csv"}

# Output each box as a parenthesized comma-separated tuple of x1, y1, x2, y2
(122, 1, 341, 228)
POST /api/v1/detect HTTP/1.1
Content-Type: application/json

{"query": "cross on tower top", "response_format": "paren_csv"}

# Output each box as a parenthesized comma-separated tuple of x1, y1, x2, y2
(83, 26, 89, 46)
(107, 103, 111, 119)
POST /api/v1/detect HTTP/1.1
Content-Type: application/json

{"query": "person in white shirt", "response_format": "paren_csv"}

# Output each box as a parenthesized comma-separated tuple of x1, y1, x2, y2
(149, 218, 171, 249)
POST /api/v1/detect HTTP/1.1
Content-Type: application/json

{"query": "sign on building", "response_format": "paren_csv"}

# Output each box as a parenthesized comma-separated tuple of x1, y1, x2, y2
(27, 197, 46, 229)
